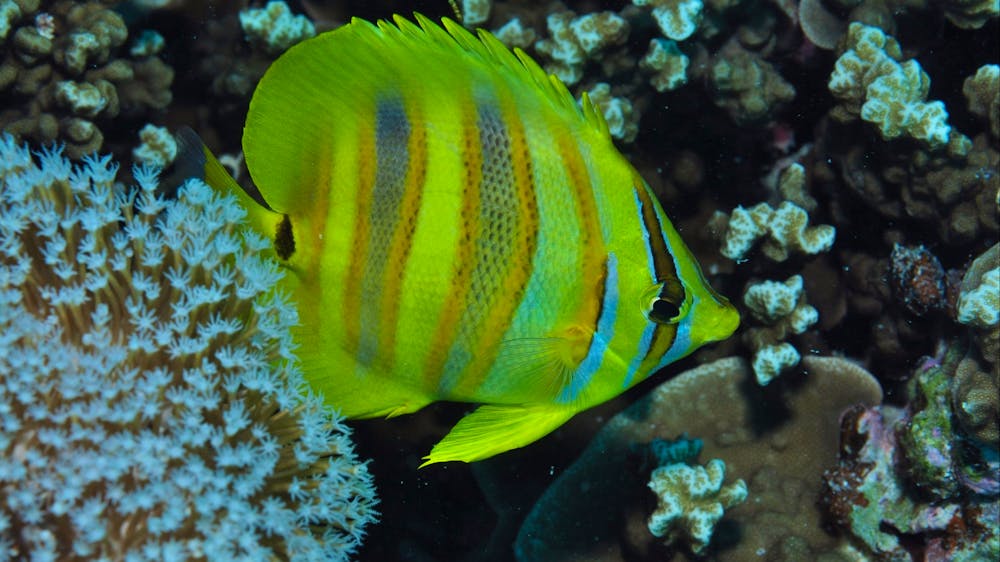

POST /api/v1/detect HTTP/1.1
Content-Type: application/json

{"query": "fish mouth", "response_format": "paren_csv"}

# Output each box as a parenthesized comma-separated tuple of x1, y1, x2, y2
(691, 295, 741, 346)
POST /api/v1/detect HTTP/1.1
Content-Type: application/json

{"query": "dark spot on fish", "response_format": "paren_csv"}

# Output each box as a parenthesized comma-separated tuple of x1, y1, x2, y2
(275, 214, 295, 260)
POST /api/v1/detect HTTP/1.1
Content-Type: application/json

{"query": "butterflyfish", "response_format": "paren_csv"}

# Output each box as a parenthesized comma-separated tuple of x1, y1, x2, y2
(190, 14, 740, 466)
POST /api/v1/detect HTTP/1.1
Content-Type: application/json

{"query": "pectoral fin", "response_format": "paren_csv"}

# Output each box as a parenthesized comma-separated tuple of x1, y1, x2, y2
(420, 403, 577, 467)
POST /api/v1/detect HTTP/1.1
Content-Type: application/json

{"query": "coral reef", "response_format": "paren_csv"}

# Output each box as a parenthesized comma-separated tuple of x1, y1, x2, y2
(0, 0, 174, 159)
(515, 356, 883, 561)
(0, 135, 378, 560)
(821, 347, 999, 560)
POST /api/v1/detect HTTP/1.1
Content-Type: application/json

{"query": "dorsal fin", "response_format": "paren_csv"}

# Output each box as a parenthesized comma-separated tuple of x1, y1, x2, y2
(242, 13, 611, 215)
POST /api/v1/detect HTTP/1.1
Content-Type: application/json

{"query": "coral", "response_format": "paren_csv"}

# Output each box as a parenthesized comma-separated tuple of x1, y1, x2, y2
(238, 0, 315, 56)
(492, 17, 535, 49)
(820, 405, 960, 558)
(751, 342, 801, 385)
(709, 40, 795, 125)
(533, 10, 629, 86)
(516, 356, 883, 561)
(902, 356, 961, 499)
(776, 162, 817, 212)
(131, 123, 176, 168)
(633, 0, 704, 41)
(939, 0, 1000, 29)
(709, 201, 836, 262)
(742, 275, 819, 384)
(822, 392, 1000, 560)
(585, 82, 638, 143)
(957, 243, 1000, 329)
(964, 64, 999, 139)
(0, 135, 378, 560)
(639, 38, 689, 92)
(798, 0, 846, 50)
(646, 459, 748, 555)
(0, 0, 174, 159)
(461, 0, 492, 26)
(829, 23, 967, 151)
(889, 243, 947, 316)
(952, 355, 1000, 446)
(129, 29, 165, 58)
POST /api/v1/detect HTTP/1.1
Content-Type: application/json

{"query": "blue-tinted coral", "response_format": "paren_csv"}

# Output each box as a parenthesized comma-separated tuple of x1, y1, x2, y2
(0, 135, 378, 561)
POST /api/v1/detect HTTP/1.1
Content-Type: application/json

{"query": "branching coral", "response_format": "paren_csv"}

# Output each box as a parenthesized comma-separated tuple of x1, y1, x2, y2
(632, 0, 704, 41)
(709, 201, 835, 262)
(584, 82, 639, 143)
(639, 37, 689, 92)
(533, 10, 629, 86)
(239, 0, 315, 55)
(964, 64, 999, 139)
(829, 22, 968, 152)
(709, 40, 795, 125)
(647, 458, 747, 555)
(742, 275, 819, 384)
(0, 135, 378, 560)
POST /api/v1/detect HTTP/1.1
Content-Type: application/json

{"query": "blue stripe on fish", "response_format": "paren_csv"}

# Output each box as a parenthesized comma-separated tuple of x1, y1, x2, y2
(358, 96, 411, 367)
(558, 252, 619, 404)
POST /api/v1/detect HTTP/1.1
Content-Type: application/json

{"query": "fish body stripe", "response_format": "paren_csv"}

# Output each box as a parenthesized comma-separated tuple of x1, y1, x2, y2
(341, 104, 377, 359)
(445, 96, 539, 398)
(633, 181, 677, 285)
(632, 184, 679, 374)
(355, 97, 412, 366)
(422, 96, 482, 389)
(558, 253, 617, 404)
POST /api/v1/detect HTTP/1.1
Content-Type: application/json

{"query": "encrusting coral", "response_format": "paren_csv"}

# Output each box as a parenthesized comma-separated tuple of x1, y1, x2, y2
(0, 135, 379, 560)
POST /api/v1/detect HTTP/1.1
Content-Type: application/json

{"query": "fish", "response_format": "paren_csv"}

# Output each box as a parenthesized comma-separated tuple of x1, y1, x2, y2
(190, 13, 740, 466)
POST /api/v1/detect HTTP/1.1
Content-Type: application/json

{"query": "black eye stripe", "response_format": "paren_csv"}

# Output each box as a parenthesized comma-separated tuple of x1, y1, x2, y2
(650, 298, 680, 323)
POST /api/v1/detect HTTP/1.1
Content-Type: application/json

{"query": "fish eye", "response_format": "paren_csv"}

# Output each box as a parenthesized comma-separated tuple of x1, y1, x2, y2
(649, 297, 682, 324)
(641, 280, 689, 325)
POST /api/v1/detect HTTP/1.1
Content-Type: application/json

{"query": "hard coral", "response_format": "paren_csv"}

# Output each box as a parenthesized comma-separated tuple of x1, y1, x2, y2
(239, 0, 316, 56)
(829, 23, 966, 151)
(709, 40, 795, 126)
(533, 10, 629, 86)
(646, 458, 748, 555)
(0, 135, 379, 560)
(710, 200, 835, 262)
(633, 0, 704, 41)
(0, 0, 173, 159)
(742, 275, 819, 384)
(639, 37, 689, 92)
(964, 64, 999, 139)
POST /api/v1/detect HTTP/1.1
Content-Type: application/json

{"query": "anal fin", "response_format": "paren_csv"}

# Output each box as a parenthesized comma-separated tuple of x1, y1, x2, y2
(420, 403, 577, 467)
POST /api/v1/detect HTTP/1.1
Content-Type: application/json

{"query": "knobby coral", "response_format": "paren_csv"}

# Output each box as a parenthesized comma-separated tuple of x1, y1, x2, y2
(0, 135, 378, 560)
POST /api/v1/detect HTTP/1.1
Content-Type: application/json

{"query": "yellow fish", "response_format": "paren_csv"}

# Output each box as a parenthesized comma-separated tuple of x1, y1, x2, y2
(194, 14, 739, 466)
